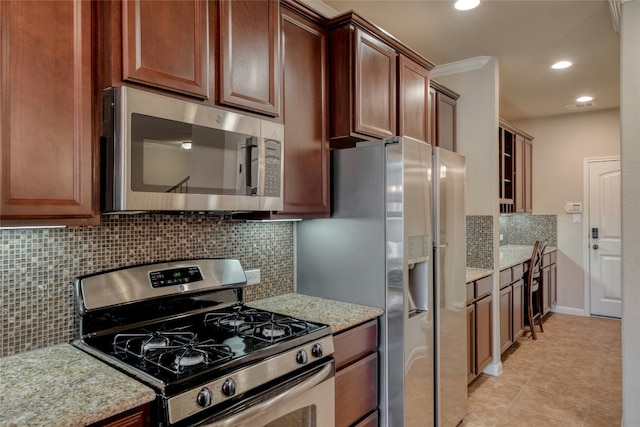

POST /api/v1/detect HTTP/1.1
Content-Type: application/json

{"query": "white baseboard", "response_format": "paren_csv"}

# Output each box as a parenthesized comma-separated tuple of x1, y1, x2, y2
(482, 361, 503, 377)
(552, 306, 586, 316)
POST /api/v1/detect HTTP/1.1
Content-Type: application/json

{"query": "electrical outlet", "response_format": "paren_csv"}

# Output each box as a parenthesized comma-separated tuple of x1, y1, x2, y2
(500, 234, 504, 242)
(245, 269, 261, 285)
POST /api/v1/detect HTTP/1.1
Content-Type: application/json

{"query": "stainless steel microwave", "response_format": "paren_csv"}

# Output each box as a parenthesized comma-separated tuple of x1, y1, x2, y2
(101, 86, 284, 213)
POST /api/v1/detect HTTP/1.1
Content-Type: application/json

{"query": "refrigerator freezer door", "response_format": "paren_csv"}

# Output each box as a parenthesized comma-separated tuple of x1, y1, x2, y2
(434, 147, 467, 426)
(399, 138, 434, 427)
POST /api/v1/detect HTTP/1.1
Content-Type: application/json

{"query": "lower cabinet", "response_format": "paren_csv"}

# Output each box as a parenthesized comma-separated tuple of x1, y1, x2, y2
(499, 286, 513, 353)
(541, 250, 558, 314)
(333, 319, 379, 427)
(89, 404, 150, 427)
(467, 275, 493, 384)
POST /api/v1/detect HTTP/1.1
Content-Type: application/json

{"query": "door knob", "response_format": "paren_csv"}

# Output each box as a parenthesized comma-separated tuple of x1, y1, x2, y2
(592, 244, 599, 250)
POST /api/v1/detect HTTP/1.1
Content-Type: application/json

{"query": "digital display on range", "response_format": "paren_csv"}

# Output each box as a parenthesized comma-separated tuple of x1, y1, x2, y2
(149, 266, 203, 288)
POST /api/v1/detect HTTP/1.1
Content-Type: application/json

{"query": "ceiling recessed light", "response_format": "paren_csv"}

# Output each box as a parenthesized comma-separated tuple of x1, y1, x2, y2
(551, 61, 572, 69)
(454, 0, 480, 11)
(181, 141, 193, 150)
(576, 96, 593, 103)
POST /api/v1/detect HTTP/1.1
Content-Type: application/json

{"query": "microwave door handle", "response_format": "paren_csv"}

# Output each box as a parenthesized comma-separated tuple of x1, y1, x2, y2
(244, 137, 259, 196)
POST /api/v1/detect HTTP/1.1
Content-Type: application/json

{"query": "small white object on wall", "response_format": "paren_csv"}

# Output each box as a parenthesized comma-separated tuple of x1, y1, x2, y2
(565, 202, 582, 214)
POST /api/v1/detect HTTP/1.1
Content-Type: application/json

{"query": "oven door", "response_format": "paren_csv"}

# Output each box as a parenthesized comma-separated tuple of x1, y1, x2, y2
(197, 360, 334, 427)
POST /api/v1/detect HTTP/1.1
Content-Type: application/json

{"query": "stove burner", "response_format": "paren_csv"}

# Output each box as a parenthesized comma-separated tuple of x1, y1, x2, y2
(227, 319, 245, 327)
(142, 335, 169, 352)
(175, 351, 205, 367)
(260, 325, 286, 338)
(204, 305, 271, 331)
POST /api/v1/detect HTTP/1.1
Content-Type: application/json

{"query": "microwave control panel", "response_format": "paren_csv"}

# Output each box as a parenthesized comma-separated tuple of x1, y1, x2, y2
(264, 139, 282, 197)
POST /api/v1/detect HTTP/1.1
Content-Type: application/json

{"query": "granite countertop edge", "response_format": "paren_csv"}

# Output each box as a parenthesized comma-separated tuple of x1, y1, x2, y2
(466, 267, 494, 283)
(0, 344, 156, 427)
(248, 293, 384, 334)
(499, 244, 558, 270)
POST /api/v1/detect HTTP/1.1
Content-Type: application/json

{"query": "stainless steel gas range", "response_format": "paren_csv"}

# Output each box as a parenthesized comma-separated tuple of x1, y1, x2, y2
(73, 259, 335, 427)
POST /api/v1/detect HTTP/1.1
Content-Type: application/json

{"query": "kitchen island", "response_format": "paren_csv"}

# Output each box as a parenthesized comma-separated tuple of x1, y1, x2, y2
(0, 344, 155, 427)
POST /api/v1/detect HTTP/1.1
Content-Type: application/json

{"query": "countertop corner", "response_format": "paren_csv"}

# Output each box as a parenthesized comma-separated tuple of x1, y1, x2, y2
(248, 293, 384, 334)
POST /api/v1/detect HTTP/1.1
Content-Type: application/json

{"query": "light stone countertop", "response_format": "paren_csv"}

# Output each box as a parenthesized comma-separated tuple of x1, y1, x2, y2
(466, 267, 493, 283)
(0, 344, 156, 427)
(499, 244, 557, 270)
(248, 293, 384, 334)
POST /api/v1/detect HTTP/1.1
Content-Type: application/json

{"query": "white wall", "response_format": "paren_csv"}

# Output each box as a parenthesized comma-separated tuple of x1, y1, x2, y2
(620, 1, 640, 425)
(432, 57, 499, 216)
(513, 109, 620, 311)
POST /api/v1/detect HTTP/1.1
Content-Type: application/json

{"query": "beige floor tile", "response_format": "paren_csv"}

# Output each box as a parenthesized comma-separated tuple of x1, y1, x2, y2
(495, 406, 581, 427)
(467, 313, 621, 426)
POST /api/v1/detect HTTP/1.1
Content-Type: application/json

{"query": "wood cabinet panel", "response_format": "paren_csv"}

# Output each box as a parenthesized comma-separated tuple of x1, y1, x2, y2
(500, 286, 513, 353)
(499, 268, 512, 288)
(512, 279, 524, 342)
(475, 296, 493, 374)
(354, 28, 397, 139)
(278, 6, 329, 217)
(524, 138, 533, 212)
(435, 91, 456, 151)
(514, 133, 525, 213)
(542, 265, 551, 315)
(90, 404, 150, 427)
(333, 319, 377, 369)
(550, 263, 557, 309)
(399, 55, 429, 143)
(0, 0, 97, 226)
(500, 120, 533, 213)
(219, 0, 280, 116)
(467, 304, 476, 384)
(335, 352, 378, 427)
(122, 0, 208, 98)
(476, 275, 493, 299)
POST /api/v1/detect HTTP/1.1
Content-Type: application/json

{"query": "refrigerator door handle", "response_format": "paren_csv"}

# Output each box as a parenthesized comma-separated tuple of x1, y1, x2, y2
(408, 259, 430, 316)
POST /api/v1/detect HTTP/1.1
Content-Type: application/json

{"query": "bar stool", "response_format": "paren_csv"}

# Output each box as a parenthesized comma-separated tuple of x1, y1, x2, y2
(525, 240, 547, 340)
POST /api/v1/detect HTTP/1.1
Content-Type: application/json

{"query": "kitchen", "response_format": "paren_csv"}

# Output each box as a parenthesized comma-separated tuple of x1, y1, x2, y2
(1, 0, 638, 426)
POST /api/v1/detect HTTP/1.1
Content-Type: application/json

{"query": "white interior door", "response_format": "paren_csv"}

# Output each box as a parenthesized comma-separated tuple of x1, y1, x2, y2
(588, 159, 622, 318)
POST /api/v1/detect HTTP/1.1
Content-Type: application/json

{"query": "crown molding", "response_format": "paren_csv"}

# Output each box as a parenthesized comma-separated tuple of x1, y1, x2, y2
(430, 56, 493, 78)
(609, 0, 622, 32)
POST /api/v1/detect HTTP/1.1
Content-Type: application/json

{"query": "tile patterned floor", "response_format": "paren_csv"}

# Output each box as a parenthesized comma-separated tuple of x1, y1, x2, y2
(462, 313, 622, 427)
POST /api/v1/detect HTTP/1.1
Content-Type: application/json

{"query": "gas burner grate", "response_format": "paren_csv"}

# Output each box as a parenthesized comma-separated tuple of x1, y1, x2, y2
(237, 317, 313, 344)
(113, 331, 233, 375)
(203, 305, 272, 331)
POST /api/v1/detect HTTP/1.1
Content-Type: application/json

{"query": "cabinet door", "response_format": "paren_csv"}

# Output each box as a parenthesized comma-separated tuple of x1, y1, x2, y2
(524, 138, 533, 212)
(467, 304, 476, 384)
(475, 296, 492, 373)
(354, 28, 397, 139)
(428, 87, 437, 146)
(512, 279, 524, 342)
(499, 286, 513, 353)
(279, 6, 329, 217)
(514, 133, 525, 213)
(122, 0, 209, 98)
(542, 266, 551, 315)
(1, 0, 97, 226)
(399, 55, 429, 144)
(335, 353, 378, 427)
(436, 92, 456, 151)
(219, 0, 280, 116)
(550, 263, 557, 308)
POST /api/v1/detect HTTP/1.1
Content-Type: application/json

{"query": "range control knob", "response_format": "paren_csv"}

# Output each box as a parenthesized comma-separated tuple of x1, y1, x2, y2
(222, 378, 236, 397)
(196, 387, 212, 408)
(311, 343, 323, 358)
(296, 349, 308, 364)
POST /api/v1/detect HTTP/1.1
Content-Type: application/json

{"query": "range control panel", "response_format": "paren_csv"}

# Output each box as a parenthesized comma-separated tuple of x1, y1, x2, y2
(149, 266, 203, 288)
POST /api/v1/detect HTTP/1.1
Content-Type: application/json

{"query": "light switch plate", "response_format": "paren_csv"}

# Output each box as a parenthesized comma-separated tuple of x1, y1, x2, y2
(573, 213, 582, 224)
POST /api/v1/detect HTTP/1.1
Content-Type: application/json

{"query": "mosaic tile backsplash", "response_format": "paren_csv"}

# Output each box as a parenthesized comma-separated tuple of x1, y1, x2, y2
(499, 214, 557, 246)
(1, 214, 294, 357)
(466, 215, 494, 269)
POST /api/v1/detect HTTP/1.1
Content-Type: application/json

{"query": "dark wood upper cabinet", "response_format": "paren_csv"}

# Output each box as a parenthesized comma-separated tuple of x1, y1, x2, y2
(329, 23, 397, 145)
(0, 0, 98, 226)
(500, 119, 533, 213)
(122, 0, 209, 98)
(277, 3, 329, 217)
(399, 55, 430, 144)
(430, 81, 458, 152)
(218, 0, 281, 117)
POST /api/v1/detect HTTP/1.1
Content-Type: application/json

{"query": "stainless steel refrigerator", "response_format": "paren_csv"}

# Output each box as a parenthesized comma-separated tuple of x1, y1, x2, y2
(296, 137, 467, 426)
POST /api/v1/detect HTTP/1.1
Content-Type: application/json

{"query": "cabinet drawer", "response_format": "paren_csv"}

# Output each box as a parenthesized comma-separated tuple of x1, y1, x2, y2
(512, 263, 524, 282)
(475, 275, 493, 299)
(499, 268, 512, 288)
(335, 352, 378, 427)
(542, 253, 551, 267)
(466, 282, 474, 305)
(549, 250, 557, 264)
(334, 319, 378, 370)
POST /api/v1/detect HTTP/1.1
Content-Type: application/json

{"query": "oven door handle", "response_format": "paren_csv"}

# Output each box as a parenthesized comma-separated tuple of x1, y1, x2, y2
(199, 361, 334, 427)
